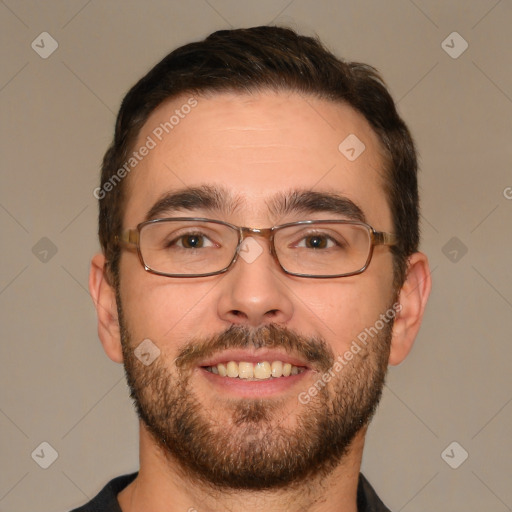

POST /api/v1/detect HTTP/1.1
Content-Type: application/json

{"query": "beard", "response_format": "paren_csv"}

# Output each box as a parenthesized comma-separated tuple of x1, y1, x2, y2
(118, 297, 393, 491)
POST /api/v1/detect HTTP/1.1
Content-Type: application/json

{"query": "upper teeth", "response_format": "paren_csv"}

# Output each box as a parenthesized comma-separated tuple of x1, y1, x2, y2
(206, 361, 303, 379)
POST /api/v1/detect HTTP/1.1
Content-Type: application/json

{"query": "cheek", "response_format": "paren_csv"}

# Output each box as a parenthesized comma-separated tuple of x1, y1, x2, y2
(296, 265, 394, 354)
(119, 256, 221, 345)
(118, 248, 396, 357)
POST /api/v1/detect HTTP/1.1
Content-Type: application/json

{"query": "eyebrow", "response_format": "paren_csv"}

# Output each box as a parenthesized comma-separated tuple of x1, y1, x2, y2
(268, 189, 366, 223)
(143, 184, 366, 224)
(144, 185, 242, 221)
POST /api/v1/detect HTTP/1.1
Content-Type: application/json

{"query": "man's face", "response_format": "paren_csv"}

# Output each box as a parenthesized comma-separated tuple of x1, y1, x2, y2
(117, 91, 397, 489)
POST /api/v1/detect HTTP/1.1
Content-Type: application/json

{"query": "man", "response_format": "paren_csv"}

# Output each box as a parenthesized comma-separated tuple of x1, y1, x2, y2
(80, 25, 431, 511)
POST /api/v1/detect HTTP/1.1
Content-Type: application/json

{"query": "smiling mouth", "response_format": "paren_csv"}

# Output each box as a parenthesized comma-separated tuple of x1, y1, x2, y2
(203, 360, 306, 380)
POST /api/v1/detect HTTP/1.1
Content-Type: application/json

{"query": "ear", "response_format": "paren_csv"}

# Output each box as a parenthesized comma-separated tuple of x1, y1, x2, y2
(89, 253, 124, 363)
(388, 252, 432, 366)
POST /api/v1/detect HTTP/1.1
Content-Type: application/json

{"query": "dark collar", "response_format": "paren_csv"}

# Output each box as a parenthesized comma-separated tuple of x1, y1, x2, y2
(70, 472, 391, 511)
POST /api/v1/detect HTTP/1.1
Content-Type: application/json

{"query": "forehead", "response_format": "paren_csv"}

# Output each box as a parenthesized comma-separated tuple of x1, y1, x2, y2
(123, 91, 391, 229)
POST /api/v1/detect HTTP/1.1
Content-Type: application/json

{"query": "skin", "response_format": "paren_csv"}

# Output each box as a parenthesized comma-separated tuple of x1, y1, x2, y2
(89, 91, 431, 512)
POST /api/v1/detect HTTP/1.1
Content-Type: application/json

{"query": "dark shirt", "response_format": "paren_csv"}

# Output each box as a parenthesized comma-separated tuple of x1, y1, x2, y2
(70, 472, 391, 511)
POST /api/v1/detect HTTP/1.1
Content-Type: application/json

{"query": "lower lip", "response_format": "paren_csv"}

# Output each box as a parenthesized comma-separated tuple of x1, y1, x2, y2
(199, 367, 311, 398)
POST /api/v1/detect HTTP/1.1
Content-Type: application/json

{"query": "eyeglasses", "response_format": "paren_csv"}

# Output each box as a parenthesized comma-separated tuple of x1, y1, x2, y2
(117, 217, 397, 279)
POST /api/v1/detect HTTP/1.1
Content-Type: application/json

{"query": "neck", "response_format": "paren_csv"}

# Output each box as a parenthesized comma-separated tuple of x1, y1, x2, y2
(118, 422, 366, 512)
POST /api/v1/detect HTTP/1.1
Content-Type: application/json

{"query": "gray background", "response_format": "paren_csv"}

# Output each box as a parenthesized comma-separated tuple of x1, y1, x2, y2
(1, 1, 511, 511)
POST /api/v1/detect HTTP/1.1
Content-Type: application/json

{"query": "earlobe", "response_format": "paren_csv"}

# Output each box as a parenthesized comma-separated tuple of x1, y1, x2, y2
(388, 252, 432, 366)
(89, 253, 124, 363)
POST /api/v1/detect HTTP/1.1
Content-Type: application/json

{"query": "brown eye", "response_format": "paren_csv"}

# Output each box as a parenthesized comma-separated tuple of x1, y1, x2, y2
(179, 234, 206, 248)
(304, 235, 328, 249)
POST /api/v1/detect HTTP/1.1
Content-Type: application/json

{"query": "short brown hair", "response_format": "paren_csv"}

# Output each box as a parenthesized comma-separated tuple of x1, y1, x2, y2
(98, 26, 419, 290)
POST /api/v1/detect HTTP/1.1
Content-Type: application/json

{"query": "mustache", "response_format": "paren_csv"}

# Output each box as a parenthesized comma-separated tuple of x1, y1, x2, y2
(174, 323, 334, 372)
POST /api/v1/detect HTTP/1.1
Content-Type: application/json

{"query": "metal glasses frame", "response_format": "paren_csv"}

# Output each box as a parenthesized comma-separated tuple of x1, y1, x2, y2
(116, 217, 397, 279)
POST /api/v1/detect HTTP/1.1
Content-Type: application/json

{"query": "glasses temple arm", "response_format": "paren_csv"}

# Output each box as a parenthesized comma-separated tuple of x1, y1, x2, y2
(373, 231, 397, 246)
(116, 229, 139, 246)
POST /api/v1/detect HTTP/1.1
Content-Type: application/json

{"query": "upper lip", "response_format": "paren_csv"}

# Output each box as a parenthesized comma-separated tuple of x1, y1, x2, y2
(198, 349, 310, 369)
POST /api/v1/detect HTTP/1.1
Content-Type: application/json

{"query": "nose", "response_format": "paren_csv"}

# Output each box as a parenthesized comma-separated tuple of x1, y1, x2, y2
(216, 237, 294, 327)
